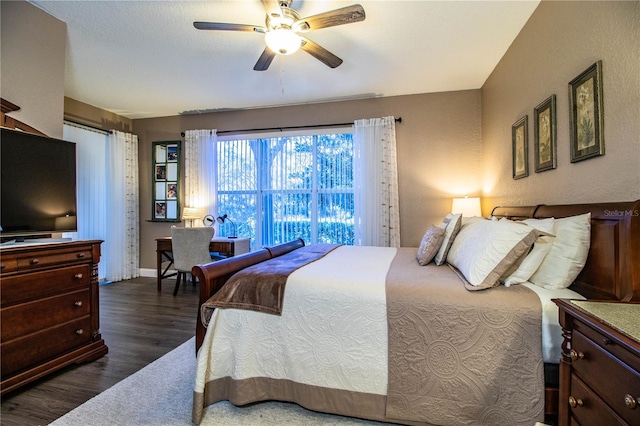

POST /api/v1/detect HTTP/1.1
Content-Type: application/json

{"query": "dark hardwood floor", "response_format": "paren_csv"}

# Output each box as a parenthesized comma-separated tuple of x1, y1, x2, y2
(1, 276, 200, 426)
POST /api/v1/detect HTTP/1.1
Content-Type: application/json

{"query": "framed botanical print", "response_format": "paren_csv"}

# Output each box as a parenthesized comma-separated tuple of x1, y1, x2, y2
(512, 115, 528, 180)
(569, 60, 604, 162)
(152, 141, 181, 221)
(534, 95, 557, 172)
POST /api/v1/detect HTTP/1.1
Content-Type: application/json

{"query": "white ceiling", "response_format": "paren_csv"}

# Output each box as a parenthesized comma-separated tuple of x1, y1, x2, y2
(29, 0, 540, 119)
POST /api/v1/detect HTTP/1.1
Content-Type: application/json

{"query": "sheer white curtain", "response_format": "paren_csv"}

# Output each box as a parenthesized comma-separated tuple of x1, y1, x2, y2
(63, 123, 108, 279)
(353, 116, 400, 247)
(105, 131, 139, 281)
(184, 130, 218, 221)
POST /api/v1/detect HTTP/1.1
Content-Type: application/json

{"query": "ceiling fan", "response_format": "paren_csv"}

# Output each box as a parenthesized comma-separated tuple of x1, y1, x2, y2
(194, 0, 365, 71)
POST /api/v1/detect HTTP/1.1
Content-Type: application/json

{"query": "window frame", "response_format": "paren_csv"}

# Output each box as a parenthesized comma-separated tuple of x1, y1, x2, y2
(216, 126, 354, 247)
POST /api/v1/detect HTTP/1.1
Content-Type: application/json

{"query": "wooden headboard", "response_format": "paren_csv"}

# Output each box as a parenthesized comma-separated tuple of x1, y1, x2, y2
(491, 200, 640, 302)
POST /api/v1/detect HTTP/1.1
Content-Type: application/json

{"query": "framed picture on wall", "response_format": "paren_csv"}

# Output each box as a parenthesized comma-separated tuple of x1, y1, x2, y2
(512, 115, 528, 179)
(569, 60, 604, 162)
(152, 141, 181, 221)
(534, 95, 557, 172)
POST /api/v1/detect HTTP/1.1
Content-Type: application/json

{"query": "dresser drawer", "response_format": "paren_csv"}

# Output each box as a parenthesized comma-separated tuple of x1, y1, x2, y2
(0, 253, 18, 274)
(1, 289, 90, 341)
(0, 264, 90, 306)
(0, 316, 92, 379)
(569, 374, 626, 425)
(16, 246, 93, 271)
(572, 330, 640, 425)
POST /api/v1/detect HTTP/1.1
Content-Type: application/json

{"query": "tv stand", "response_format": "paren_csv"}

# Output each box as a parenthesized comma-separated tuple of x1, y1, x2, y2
(1, 233, 52, 244)
(1, 237, 73, 247)
(0, 239, 108, 395)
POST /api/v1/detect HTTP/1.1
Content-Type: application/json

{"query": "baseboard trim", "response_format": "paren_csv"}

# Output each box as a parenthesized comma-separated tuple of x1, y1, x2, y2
(139, 268, 176, 280)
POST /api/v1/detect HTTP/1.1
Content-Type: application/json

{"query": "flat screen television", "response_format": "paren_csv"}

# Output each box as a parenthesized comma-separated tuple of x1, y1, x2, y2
(1, 127, 77, 241)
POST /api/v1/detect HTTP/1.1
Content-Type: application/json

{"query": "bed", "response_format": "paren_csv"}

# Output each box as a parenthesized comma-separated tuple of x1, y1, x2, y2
(191, 200, 639, 425)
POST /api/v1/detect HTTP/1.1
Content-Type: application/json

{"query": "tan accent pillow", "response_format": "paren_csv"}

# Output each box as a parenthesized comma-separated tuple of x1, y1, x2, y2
(433, 213, 462, 266)
(416, 225, 446, 265)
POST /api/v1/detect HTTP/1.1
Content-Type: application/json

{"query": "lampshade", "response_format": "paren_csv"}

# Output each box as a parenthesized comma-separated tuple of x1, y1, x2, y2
(265, 29, 301, 55)
(451, 197, 482, 217)
(181, 207, 201, 220)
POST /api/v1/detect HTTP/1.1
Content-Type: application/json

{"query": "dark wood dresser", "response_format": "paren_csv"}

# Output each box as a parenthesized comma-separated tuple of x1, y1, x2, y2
(0, 240, 108, 395)
(554, 299, 640, 425)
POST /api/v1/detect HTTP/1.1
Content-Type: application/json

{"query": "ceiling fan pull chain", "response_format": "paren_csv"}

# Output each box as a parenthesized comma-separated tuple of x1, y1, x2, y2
(280, 57, 286, 94)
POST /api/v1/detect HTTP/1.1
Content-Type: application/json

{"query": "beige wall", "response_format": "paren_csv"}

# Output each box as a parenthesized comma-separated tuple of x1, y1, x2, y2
(133, 91, 483, 269)
(481, 1, 640, 211)
(1, 0, 66, 138)
(64, 97, 133, 133)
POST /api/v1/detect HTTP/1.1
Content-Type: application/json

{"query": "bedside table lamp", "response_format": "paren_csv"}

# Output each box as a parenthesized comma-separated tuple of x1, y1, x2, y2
(451, 196, 482, 217)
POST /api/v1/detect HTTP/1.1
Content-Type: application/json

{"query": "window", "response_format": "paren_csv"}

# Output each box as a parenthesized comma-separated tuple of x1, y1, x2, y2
(216, 128, 354, 248)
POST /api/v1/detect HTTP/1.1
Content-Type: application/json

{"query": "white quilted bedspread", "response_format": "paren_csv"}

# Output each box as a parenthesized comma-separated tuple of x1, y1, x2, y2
(195, 245, 397, 395)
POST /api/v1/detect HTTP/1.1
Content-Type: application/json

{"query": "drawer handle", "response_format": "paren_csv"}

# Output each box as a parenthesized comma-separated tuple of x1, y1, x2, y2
(625, 394, 638, 409)
(74, 301, 83, 307)
(603, 338, 613, 345)
(31, 258, 39, 265)
(75, 329, 84, 335)
(77, 253, 86, 258)
(570, 349, 585, 361)
(1, 264, 5, 269)
(74, 273, 83, 279)
(569, 396, 584, 408)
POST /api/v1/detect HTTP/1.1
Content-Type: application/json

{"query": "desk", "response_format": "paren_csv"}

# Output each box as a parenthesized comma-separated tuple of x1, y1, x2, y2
(155, 236, 250, 291)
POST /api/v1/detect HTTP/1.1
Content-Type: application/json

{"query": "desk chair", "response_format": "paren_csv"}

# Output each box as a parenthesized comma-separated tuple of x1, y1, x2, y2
(170, 226, 215, 296)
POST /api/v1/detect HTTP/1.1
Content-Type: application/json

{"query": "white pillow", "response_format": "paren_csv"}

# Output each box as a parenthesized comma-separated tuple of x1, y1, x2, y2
(433, 213, 462, 266)
(461, 216, 486, 226)
(447, 218, 540, 290)
(503, 218, 555, 287)
(529, 213, 591, 290)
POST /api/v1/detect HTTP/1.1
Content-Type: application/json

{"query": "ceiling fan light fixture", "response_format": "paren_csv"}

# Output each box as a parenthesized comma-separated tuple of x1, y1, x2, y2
(265, 29, 301, 55)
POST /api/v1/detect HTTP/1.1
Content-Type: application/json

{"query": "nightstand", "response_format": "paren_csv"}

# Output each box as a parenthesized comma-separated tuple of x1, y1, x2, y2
(554, 299, 640, 425)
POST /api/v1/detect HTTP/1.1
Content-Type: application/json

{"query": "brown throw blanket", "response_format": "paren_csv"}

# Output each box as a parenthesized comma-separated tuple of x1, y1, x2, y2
(201, 244, 340, 318)
(385, 248, 544, 425)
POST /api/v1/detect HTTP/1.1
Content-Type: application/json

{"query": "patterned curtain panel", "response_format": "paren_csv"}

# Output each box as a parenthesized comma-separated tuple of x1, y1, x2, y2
(353, 116, 400, 247)
(184, 130, 218, 220)
(105, 130, 140, 281)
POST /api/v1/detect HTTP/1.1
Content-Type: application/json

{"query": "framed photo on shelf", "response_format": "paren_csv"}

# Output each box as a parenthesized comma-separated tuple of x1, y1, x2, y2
(569, 60, 604, 162)
(512, 115, 528, 180)
(534, 95, 557, 172)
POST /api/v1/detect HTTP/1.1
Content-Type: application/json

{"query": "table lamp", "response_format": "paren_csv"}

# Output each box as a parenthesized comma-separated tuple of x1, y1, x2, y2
(216, 214, 237, 238)
(182, 207, 201, 227)
(451, 196, 482, 217)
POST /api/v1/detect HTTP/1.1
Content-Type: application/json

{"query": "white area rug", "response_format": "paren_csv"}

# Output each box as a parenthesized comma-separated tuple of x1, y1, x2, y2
(50, 338, 387, 425)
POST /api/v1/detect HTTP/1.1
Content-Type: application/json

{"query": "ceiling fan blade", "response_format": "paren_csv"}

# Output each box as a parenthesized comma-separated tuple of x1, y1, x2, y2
(254, 47, 276, 71)
(260, 0, 282, 17)
(194, 22, 266, 33)
(300, 37, 343, 68)
(295, 4, 365, 32)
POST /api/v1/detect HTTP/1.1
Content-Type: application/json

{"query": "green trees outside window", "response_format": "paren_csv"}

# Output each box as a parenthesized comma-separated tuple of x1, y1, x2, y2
(217, 131, 354, 248)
